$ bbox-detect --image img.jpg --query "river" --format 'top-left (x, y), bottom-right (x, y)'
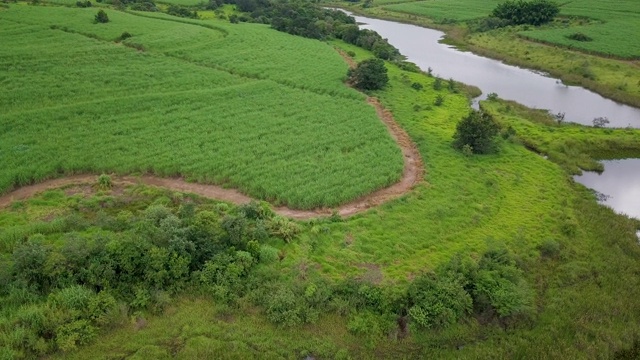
top-left (344, 12), bottom-right (640, 128)
top-left (343, 11), bottom-right (640, 224)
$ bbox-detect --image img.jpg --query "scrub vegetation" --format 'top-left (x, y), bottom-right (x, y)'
top-left (2, 0), bottom-right (640, 359)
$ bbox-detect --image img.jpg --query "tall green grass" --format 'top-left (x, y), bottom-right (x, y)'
top-left (519, 0), bottom-right (640, 58)
top-left (383, 0), bottom-right (501, 22)
top-left (0, 6), bottom-right (404, 209)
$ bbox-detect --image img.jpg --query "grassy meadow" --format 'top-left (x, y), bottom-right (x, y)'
top-left (518, 0), bottom-right (640, 58)
top-left (381, 0), bottom-right (500, 22)
top-left (2, 2), bottom-right (640, 359)
top-left (0, 5), bottom-right (404, 209)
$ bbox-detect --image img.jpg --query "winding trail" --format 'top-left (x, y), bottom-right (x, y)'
top-left (0, 52), bottom-right (424, 220)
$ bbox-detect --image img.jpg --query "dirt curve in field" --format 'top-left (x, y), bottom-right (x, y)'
top-left (0, 52), bottom-right (424, 220)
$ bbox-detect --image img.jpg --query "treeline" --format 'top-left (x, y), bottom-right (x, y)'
top-left (0, 184), bottom-right (538, 358)
top-left (471, 0), bottom-right (560, 32)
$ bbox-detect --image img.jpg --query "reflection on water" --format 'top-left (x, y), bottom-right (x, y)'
top-left (342, 11), bottom-right (640, 128)
top-left (574, 159), bottom-right (640, 219)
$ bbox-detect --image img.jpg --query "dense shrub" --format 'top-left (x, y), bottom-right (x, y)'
top-left (167, 5), bottom-right (197, 19)
top-left (453, 109), bottom-right (500, 154)
top-left (348, 58), bottom-right (389, 91)
top-left (407, 273), bottom-right (472, 328)
top-left (492, 0), bottom-right (559, 26)
top-left (94, 9), bottom-right (109, 23)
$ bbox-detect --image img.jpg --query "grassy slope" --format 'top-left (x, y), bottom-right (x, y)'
top-left (0, 5), bottom-right (404, 209)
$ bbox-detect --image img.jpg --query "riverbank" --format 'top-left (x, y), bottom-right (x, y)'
top-left (332, 3), bottom-right (640, 109)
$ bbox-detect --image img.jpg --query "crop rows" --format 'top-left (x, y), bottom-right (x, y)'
top-left (0, 6), bottom-right (404, 209)
top-left (383, 0), bottom-right (501, 22)
top-left (519, 0), bottom-right (640, 58)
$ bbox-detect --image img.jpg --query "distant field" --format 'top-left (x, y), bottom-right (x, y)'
top-left (382, 0), bottom-right (501, 22)
top-left (378, 0), bottom-right (640, 58)
top-left (370, 0), bottom-right (419, 6)
top-left (519, 0), bottom-right (640, 58)
top-left (0, 6), bottom-right (403, 209)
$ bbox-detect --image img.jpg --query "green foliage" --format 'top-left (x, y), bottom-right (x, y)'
top-left (472, 249), bottom-right (534, 318)
top-left (492, 0), bottom-right (559, 26)
top-left (97, 174), bottom-right (112, 190)
top-left (453, 110), bottom-right (500, 154)
top-left (348, 58), bottom-right (389, 90)
top-left (0, 6), bottom-right (403, 209)
top-left (94, 9), bottom-right (109, 24)
top-left (407, 272), bottom-right (472, 328)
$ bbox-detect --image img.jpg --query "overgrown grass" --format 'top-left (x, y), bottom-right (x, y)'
top-left (0, 6), bottom-right (404, 209)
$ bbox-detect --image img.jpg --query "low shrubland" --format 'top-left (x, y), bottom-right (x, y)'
top-left (0, 186), bottom-right (536, 358)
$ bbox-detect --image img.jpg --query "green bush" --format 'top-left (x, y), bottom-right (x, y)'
top-left (453, 110), bottom-right (500, 154)
top-left (347, 58), bottom-right (389, 91)
top-left (407, 273), bottom-right (472, 328)
top-left (492, 0), bottom-right (559, 26)
top-left (94, 10), bottom-right (109, 24)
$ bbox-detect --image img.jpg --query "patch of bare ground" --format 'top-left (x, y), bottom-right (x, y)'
top-left (0, 50), bottom-right (423, 220)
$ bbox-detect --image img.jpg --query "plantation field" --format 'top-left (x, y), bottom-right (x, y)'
top-left (0, 6), bottom-right (404, 209)
top-left (381, 0), bottom-right (501, 22)
top-left (519, 0), bottom-right (640, 58)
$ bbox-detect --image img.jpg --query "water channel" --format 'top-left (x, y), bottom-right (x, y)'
top-left (341, 11), bottom-right (640, 222)
top-left (344, 12), bottom-right (640, 129)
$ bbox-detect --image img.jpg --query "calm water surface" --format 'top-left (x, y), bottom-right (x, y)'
top-left (573, 159), bottom-right (640, 220)
top-left (346, 13), bottom-right (640, 128)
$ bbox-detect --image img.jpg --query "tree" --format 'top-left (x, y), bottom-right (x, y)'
top-left (453, 110), bottom-right (500, 154)
top-left (347, 58), bottom-right (388, 91)
top-left (94, 10), bottom-right (109, 23)
top-left (492, 0), bottom-right (559, 26)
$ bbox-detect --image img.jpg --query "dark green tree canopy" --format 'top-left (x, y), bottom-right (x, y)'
top-left (492, 0), bottom-right (560, 26)
top-left (94, 9), bottom-right (109, 23)
top-left (453, 109), bottom-right (500, 154)
top-left (348, 58), bottom-right (389, 91)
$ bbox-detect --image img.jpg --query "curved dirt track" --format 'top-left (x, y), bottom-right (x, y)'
top-left (0, 53), bottom-right (424, 220)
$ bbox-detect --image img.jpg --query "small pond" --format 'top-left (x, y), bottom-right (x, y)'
top-left (573, 159), bottom-right (640, 220)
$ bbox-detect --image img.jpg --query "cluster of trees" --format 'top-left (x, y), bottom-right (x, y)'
top-left (0, 195), bottom-right (298, 357)
top-left (491, 0), bottom-right (560, 26)
top-left (269, 5), bottom-right (401, 60)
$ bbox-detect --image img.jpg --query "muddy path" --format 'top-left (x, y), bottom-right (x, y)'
top-left (0, 53), bottom-right (424, 220)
